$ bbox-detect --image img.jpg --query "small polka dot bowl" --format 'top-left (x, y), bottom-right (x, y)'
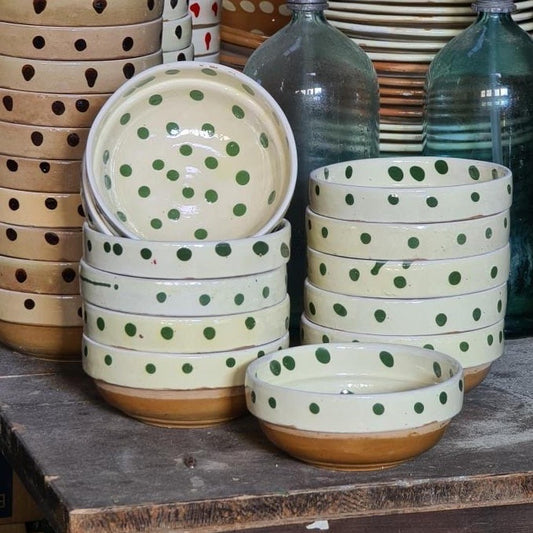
top-left (309, 157), bottom-right (513, 224)
top-left (82, 332), bottom-right (289, 427)
top-left (221, 0), bottom-right (291, 37)
top-left (84, 62), bottom-right (297, 241)
top-left (245, 342), bottom-right (464, 471)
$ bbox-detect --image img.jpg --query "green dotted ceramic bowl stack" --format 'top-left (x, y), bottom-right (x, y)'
top-left (301, 157), bottom-right (512, 392)
top-left (80, 61), bottom-right (297, 428)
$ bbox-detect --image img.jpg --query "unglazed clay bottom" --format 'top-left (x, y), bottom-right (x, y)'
top-left (464, 362), bottom-right (492, 392)
top-left (259, 420), bottom-right (450, 471)
top-left (0, 321), bottom-right (82, 361)
top-left (94, 380), bottom-right (247, 428)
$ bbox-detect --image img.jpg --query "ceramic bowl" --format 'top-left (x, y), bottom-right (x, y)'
top-left (0, 155), bottom-right (82, 193)
top-left (309, 157), bottom-right (513, 223)
top-left (304, 279), bottom-right (507, 336)
top-left (162, 44), bottom-right (195, 63)
top-left (306, 207), bottom-right (510, 260)
top-left (0, 187), bottom-right (84, 228)
top-left (0, 88), bottom-right (111, 128)
top-left (164, 0), bottom-right (190, 20)
top-left (189, 0), bottom-right (222, 25)
top-left (0, 221), bottom-right (82, 261)
top-left (85, 62), bottom-right (296, 241)
top-left (82, 219), bottom-right (290, 278)
top-left (162, 14), bottom-right (192, 52)
top-left (0, 52), bottom-right (162, 93)
top-left (83, 295), bottom-right (289, 353)
top-left (245, 342), bottom-right (464, 470)
top-left (80, 181), bottom-right (115, 236)
top-left (0, 321), bottom-right (82, 361)
top-left (0, 286), bottom-right (82, 326)
top-left (191, 24), bottom-right (221, 55)
top-left (221, 0), bottom-right (291, 36)
top-left (300, 314), bottom-right (504, 392)
top-left (198, 51), bottom-right (221, 63)
top-left (0, 121), bottom-right (89, 160)
top-left (0, 0), bottom-right (164, 26)
top-left (0, 255), bottom-right (79, 294)
top-left (307, 245), bottom-right (510, 298)
top-left (0, 19), bottom-right (162, 60)
top-left (80, 259), bottom-right (287, 316)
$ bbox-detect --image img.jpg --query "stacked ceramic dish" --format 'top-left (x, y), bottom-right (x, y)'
top-left (162, 0), bottom-right (195, 63)
top-left (189, 0), bottom-right (223, 62)
top-left (0, 0), bottom-right (163, 360)
top-left (301, 157), bottom-right (512, 392)
top-left (80, 62), bottom-right (297, 427)
top-left (323, 0), bottom-right (533, 155)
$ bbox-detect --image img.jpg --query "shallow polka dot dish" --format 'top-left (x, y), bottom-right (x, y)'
top-left (245, 342), bottom-right (464, 470)
top-left (309, 157), bottom-right (513, 223)
top-left (300, 314), bottom-right (504, 392)
top-left (84, 62), bottom-right (296, 241)
top-left (80, 259), bottom-right (287, 316)
top-left (82, 219), bottom-right (290, 278)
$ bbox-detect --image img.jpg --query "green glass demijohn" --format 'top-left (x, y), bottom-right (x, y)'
top-left (424, 0), bottom-right (533, 337)
top-left (243, 0), bottom-right (380, 335)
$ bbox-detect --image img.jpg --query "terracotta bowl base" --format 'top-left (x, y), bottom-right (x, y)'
top-left (464, 362), bottom-right (492, 392)
top-left (0, 321), bottom-right (82, 361)
top-left (259, 420), bottom-right (450, 471)
top-left (94, 380), bottom-right (247, 428)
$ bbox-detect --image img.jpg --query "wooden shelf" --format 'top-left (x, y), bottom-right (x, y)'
top-left (0, 338), bottom-right (532, 532)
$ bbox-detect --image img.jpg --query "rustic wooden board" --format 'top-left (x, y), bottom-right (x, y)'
top-left (0, 339), bottom-right (532, 532)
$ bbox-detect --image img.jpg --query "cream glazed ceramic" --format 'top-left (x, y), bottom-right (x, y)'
top-left (83, 295), bottom-right (289, 353)
top-left (85, 62), bottom-right (296, 241)
top-left (245, 342), bottom-right (463, 470)
top-left (82, 220), bottom-right (290, 278)
top-left (162, 45), bottom-right (195, 63)
top-left (82, 332), bottom-right (289, 389)
top-left (300, 314), bottom-right (504, 391)
top-left (164, 0), bottom-right (190, 20)
top-left (189, 0), bottom-right (221, 25)
top-left (306, 207), bottom-right (510, 260)
top-left (309, 157), bottom-right (513, 223)
top-left (161, 14), bottom-right (192, 52)
top-left (306, 244), bottom-right (510, 298)
top-left (80, 259), bottom-right (287, 316)
top-left (304, 279), bottom-right (507, 336)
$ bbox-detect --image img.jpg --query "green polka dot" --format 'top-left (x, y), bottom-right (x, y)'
top-left (152, 159), bottom-right (164, 170)
top-left (408, 237), bottom-right (419, 249)
top-left (104, 354), bottom-right (112, 366)
top-left (435, 313), bottom-right (447, 327)
top-left (504, 217), bottom-right (508, 228)
top-left (490, 266), bottom-right (498, 279)
top-left (459, 380), bottom-right (464, 392)
top-left (199, 294), bottom-right (210, 306)
top-left (319, 263), bottom-right (327, 276)
top-left (426, 196), bottom-right (438, 208)
top-left (259, 133), bottom-right (269, 148)
top-left (280, 242), bottom-right (290, 258)
top-left (205, 157), bottom-right (218, 169)
top-left (252, 242), bottom-right (268, 257)
top-left (190, 90), bottom-right (204, 101)
top-left (168, 209), bottom-right (180, 220)
top-left (349, 268), bottom-right (360, 282)
top-left (96, 317), bottom-right (105, 330)
top-left (215, 243), bottom-right (231, 257)
top-left (226, 141), bottom-right (240, 156)
top-left (269, 360), bottom-right (281, 376)
top-left (282, 356), bottom-right (295, 370)
top-left (182, 363), bottom-right (193, 374)
top-left (117, 211), bottom-right (127, 222)
top-left (321, 227), bottom-right (328, 238)
top-left (138, 185), bottom-right (150, 198)
top-left (167, 169), bottom-right (179, 181)
top-left (434, 159), bottom-right (449, 174)
top-left (373, 403), bottom-right (385, 415)
top-left (201, 67), bottom-right (217, 76)
top-left (309, 403), bottom-right (320, 414)
top-left (345, 194), bottom-right (355, 206)
top-left (137, 127), bottom-right (149, 139)
top-left (232, 105), bottom-right (245, 119)
top-left (245, 317), bottom-right (256, 330)
top-left (160, 326), bottom-right (173, 339)
top-left (205, 189), bottom-right (218, 203)
top-left (241, 83), bottom-right (255, 95)
top-left (262, 286), bottom-right (270, 298)
top-left (433, 361), bottom-right (442, 378)
top-left (145, 363), bottom-right (156, 374)
top-left (234, 293), bottom-right (244, 305)
top-left (103, 242), bottom-right (111, 253)
top-left (149, 94), bottom-right (162, 105)
top-left (202, 327), bottom-right (215, 340)
top-left (471, 192), bottom-right (480, 202)
top-left (448, 271), bottom-right (461, 285)
top-left (308, 302), bottom-right (316, 315)
top-left (468, 165), bottom-right (480, 180)
top-left (226, 357), bottom-right (236, 368)
top-left (499, 330), bottom-right (503, 343)
top-left (182, 187), bottom-right (194, 198)
top-left (414, 402), bottom-right (424, 414)
top-left (410, 166), bottom-right (425, 181)
top-left (119, 164), bottom-right (132, 177)
top-left (120, 113), bottom-right (130, 125)
top-left (113, 244), bottom-right (122, 256)
top-left (236, 170), bottom-right (250, 185)
top-left (166, 122), bottom-right (179, 135)
top-left (388, 166), bottom-right (404, 182)
top-left (497, 299), bottom-right (503, 313)
top-left (314, 185), bottom-right (320, 196)
top-left (177, 248), bottom-right (192, 261)
top-left (439, 391), bottom-right (448, 404)
top-left (471, 307), bottom-right (481, 321)
top-left (487, 334), bottom-right (494, 346)
top-left (460, 341), bottom-right (469, 352)
top-left (393, 276), bottom-right (406, 289)
top-left (485, 228), bottom-right (493, 239)
top-left (150, 218), bottom-right (162, 229)
top-left (388, 194), bottom-right (399, 205)
top-left (379, 351), bottom-right (394, 368)
top-left (201, 123), bottom-right (215, 136)
top-left (179, 145), bottom-right (192, 156)
top-left (156, 292), bottom-right (167, 303)
top-left (233, 203), bottom-right (246, 216)
top-left (370, 262), bottom-right (385, 275)
top-left (360, 232), bottom-right (371, 244)
top-left (194, 228), bottom-right (208, 240)
top-left (125, 323), bottom-right (136, 336)
top-left (268, 397), bottom-right (276, 408)
top-left (457, 233), bottom-right (467, 245)
top-left (315, 347), bottom-right (331, 364)
top-left (333, 303), bottom-right (347, 317)
top-left (374, 309), bottom-right (386, 322)
top-left (424, 344), bottom-right (435, 350)
top-left (140, 248), bottom-right (152, 260)
top-left (250, 390), bottom-right (256, 402)
top-left (104, 175), bottom-right (111, 189)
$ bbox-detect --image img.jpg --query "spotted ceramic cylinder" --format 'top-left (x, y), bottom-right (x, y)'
top-left (189, 0), bottom-right (222, 61)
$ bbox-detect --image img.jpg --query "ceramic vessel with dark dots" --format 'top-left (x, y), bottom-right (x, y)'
top-left (245, 342), bottom-right (464, 470)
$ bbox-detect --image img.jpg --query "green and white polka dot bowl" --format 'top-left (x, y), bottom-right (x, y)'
top-left (309, 157), bottom-right (512, 223)
top-left (300, 314), bottom-right (504, 392)
top-left (303, 279), bottom-right (507, 336)
top-left (306, 207), bottom-right (510, 260)
top-left (85, 62), bottom-right (297, 241)
top-left (82, 332), bottom-right (289, 390)
top-left (83, 295), bottom-right (289, 353)
top-left (245, 342), bottom-right (464, 470)
top-left (80, 259), bottom-right (287, 316)
top-left (82, 220), bottom-right (290, 278)
top-left (307, 244), bottom-right (510, 298)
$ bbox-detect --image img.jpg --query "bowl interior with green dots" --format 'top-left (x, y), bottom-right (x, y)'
top-left (245, 342), bottom-right (464, 435)
top-left (309, 157), bottom-right (512, 223)
top-left (85, 61), bottom-right (297, 241)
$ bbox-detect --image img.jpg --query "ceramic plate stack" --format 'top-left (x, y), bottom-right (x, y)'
top-left (324, 0), bottom-right (533, 155)
top-left (0, 0), bottom-right (163, 361)
top-left (80, 62), bottom-right (297, 427)
top-left (189, 0), bottom-right (223, 62)
top-left (220, 0), bottom-right (290, 70)
top-left (162, 0), bottom-right (195, 63)
top-left (301, 157), bottom-right (512, 392)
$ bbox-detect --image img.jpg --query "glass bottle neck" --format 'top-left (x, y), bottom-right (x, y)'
top-left (287, 2), bottom-right (328, 15)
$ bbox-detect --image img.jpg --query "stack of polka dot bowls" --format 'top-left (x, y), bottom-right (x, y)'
top-left (189, 0), bottom-right (223, 62)
top-left (80, 62), bottom-right (297, 427)
top-left (161, 0), bottom-right (195, 63)
top-left (301, 157), bottom-right (512, 392)
top-left (0, 0), bottom-right (163, 361)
